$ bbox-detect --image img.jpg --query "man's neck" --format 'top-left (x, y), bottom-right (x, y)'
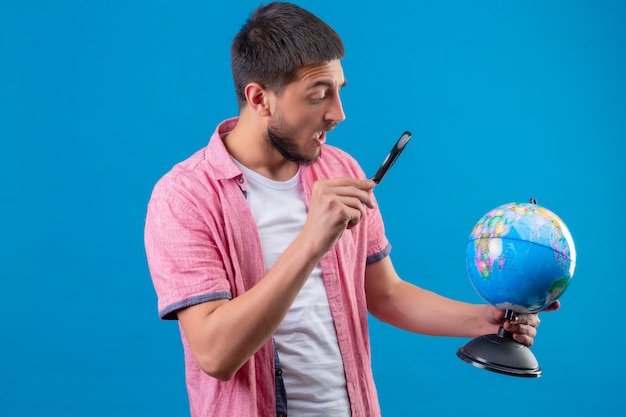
top-left (224, 116), bottom-right (299, 182)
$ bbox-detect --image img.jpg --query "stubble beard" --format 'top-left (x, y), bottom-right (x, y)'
top-left (266, 122), bottom-right (321, 166)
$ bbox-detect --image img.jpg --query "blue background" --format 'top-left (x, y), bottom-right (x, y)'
top-left (2, 0), bottom-right (624, 415)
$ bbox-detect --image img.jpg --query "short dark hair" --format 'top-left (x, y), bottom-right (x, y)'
top-left (231, 2), bottom-right (345, 108)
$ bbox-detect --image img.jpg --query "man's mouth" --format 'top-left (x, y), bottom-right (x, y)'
top-left (315, 131), bottom-right (327, 146)
top-left (316, 122), bottom-right (338, 145)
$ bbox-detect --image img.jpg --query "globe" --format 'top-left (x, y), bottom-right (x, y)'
top-left (466, 202), bottom-right (576, 314)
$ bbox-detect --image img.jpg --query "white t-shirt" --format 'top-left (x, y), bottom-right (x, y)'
top-left (233, 160), bottom-right (351, 416)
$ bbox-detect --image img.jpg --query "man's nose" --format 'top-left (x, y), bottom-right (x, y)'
top-left (325, 94), bottom-right (346, 123)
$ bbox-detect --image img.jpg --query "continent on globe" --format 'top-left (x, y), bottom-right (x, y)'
top-left (466, 202), bottom-right (576, 313)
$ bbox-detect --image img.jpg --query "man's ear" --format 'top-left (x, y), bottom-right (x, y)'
top-left (244, 83), bottom-right (271, 116)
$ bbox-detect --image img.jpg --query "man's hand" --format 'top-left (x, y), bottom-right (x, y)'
top-left (483, 301), bottom-right (561, 346)
top-left (302, 178), bottom-right (375, 256)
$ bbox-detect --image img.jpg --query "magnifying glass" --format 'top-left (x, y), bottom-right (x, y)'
top-left (369, 131), bottom-right (412, 184)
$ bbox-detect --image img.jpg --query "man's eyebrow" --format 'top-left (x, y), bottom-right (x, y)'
top-left (306, 79), bottom-right (348, 90)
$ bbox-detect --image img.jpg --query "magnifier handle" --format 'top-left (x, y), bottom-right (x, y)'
top-left (370, 131), bottom-right (412, 184)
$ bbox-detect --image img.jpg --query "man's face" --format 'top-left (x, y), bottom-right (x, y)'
top-left (266, 60), bottom-right (346, 164)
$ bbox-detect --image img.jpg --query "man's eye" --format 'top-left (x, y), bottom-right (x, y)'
top-left (310, 96), bottom-right (325, 103)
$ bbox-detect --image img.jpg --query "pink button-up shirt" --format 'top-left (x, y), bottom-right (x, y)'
top-left (144, 118), bottom-right (390, 416)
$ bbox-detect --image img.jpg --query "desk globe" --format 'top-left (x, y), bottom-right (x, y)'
top-left (457, 200), bottom-right (576, 377)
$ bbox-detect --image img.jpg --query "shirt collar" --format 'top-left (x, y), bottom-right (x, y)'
top-left (204, 117), bottom-right (242, 181)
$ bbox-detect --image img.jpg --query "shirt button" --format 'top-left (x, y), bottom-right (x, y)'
top-left (276, 369), bottom-right (283, 376)
top-left (238, 177), bottom-right (244, 184)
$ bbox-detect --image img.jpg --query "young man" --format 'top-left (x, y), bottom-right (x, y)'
top-left (144, 2), bottom-right (557, 416)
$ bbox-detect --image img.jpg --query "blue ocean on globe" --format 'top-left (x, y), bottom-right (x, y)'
top-left (466, 202), bottom-right (576, 313)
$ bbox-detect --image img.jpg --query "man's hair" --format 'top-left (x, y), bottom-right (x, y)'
top-left (231, 2), bottom-right (345, 108)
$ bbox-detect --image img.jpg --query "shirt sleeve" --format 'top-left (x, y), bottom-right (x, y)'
top-left (365, 192), bottom-right (391, 264)
top-left (144, 186), bottom-right (232, 320)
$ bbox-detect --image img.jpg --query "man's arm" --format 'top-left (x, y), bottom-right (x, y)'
top-left (177, 231), bottom-right (321, 381)
top-left (177, 178), bottom-right (376, 381)
top-left (364, 256), bottom-right (553, 346)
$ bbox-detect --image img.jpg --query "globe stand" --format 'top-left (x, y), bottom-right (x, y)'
top-left (456, 309), bottom-right (542, 377)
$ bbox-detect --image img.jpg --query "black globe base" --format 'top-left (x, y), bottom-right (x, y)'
top-left (457, 311), bottom-right (542, 378)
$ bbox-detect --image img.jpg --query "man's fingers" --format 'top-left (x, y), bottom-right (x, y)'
top-left (541, 300), bottom-right (561, 313)
top-left (503, 319), bottom-right (538, 347)
top-left (322, 183), bottom-right (375, 209)
top-left (325, 177), bottom-right (375, 190)
top-left (341, 196), bottom-right (368, 229)
top-left (508, 312), bottom-right (540, 327)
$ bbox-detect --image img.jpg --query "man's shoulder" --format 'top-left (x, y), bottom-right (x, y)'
top-left (149, 147), bottom-right (212, 200)
top-left (153, 117), bottom-right (238, 190)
